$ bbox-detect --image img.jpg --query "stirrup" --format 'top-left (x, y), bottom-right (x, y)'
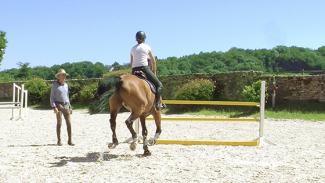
top-left (155, 101), bottom-right (166, 110)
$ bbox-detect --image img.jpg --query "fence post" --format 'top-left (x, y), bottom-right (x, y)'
top-left (259, 81), bottom-right (266, 144)
top-left (25, 90), bottom-right (28, 116)
top-left (11, 83), bottom-right (16, 120)
top-left (18, 84), bottom-right (25, 120)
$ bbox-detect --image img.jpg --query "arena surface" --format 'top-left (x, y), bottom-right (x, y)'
top-left (0, 109), bottom-right (324, 182)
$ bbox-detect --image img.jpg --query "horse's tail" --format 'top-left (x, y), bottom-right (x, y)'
top-left (90, 76), bottom-right (123, 114)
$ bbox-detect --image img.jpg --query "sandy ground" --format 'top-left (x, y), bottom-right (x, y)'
top-left (0, 109), bottom-right (324, 183)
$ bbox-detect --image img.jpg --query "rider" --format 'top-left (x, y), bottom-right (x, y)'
top-left (130, 31), bottom-right (164, 109)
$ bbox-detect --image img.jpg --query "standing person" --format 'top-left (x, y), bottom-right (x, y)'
top-left (50, 69), bottom-right (74, 146)
top-left (130, 31), bottom-right (165, 109)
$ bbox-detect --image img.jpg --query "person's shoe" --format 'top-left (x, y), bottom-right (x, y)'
top-left (68, 141), bottom-right (75, 146)
top-left (57, 141), bottom-right (63, 146)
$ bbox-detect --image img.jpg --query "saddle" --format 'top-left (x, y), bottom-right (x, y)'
top-left (132, 71), bottom-right (156, 94)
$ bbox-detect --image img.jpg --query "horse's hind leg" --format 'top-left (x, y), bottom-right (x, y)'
top-left (108, 93), bottom-right (122, 149)
top-left (140, 115), bottom-right (151, 156)
top-left (125, 111), bottom-right (141, 151)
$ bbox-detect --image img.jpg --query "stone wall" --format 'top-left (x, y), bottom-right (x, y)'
top-left (262, 75), bottom-right (325, 103)
top-left (0, 81), bottom-right (24, 101)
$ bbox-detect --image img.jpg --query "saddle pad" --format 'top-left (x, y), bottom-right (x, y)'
top-left (133, 72), bottom-right (156, 94)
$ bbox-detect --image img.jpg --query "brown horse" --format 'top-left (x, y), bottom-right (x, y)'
top-left (107, 74), bottom-right (162, 156)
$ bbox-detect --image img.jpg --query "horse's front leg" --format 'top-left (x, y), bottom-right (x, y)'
top-left (125, 112), bottom-right (140, 151)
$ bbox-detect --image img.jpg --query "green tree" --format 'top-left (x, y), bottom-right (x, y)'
top-left (0, 31), bottom-right (7, 64)
top-left (16, 62), bottom-right (31, 80)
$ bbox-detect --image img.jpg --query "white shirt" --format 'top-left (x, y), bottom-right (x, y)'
top-left (131, 43), bottom-right (152, 68)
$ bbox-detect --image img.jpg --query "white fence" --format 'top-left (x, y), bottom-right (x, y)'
top-left (0, 83), bottom-right (28, 120)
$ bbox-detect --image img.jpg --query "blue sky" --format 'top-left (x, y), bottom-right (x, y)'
top-left (1, 0), bottom-right (325, 70)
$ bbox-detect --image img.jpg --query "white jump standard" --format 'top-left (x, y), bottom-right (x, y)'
top-left (0, 83), bottom-right (28, 120)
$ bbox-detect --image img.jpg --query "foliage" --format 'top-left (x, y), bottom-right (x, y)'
top-left (16, 62), bottom-right (31, 80)
top-left (67, 81), bottom-right (83, 103)
top-left (0, 31), bottom-right (7, 64)
top-left (241, 80), bottom-right (268, 102)
top-left (175, 79), bottom-right (215, 100)
top-left (25, 78), bottom-right (50, 105)
top-left (110, 62), bottom-right (130, 71)
top-left (157, 46), bottom-right (325, 75)
top-left (79, 83), bottom-right (98, 103)
top-left (1, 45), bottom-right (325, 82)
top-left (103, 69), bottom-right (130, 78)
top-left (0, 61), bottom-right (108, 81)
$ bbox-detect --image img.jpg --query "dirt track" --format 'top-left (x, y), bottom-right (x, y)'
top-left (0, 109), bottom-right (324, 182)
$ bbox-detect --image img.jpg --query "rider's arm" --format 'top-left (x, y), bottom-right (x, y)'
top-left (130, 54), bottom-right (133, 66)
top-left (148, 51), bottom-right (157, 75)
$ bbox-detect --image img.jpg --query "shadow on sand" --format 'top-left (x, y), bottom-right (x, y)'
top-left (7, 144), bottom-right (58, 147)
top-left (49, 152), bottom-right (146, 167)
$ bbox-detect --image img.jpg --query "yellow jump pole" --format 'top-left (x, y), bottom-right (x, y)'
top-left (162, 100), bottom-right (259, 107)
top-left (146, 117), bottom-right (258, 122)
top-left (156, 139), bottom-right (260, 146)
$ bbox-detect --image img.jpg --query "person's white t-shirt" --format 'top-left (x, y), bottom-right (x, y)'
top-left (131, 43), bottom-right (152, 68)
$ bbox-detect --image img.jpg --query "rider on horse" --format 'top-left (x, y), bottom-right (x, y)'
top-left (130, 31), bottom-right (164, 109)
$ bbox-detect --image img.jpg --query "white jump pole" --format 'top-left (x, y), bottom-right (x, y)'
top-left (11, 83), bottom-right (16, 120)
top-left (24, 90), bottom-right (28, 117)
top-left (18, 84), bottom-right (25, 120)
top-left (259, 81), bottom-right (266, 145)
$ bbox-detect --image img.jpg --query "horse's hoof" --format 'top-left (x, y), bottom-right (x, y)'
top-left (130, 141), bottom-right (137, 151)
top-left (148, 138), bottom-right (156, 146)
top-left (143, 150), bottom-right (151, 156)
top-left (108, 143), bottom-right (118, 149)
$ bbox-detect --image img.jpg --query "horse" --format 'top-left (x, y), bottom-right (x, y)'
top-left (96, 74), bottom-right (162, 156)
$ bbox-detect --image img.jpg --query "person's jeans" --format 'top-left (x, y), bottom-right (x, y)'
top-left (55, 102), bottom-right (72, 143)
top-left (132, 66), bottom-right (163, 96)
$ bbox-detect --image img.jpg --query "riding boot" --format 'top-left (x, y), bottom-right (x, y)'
top-left (155, 95), bottom-right (166, 110)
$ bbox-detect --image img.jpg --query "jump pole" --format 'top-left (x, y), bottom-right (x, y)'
top-left (259, 81), bottom-right (266, 145)
top-left (151, 81), bottom-right (266, 146)
top-left (156, 139), bottom-right (260, 146)
top-left (11, 83), bottom-right (16, 119)
top-left (17, 84), bottom-right (25, 120)
top-left (24, 90), bottom-right (28, 117)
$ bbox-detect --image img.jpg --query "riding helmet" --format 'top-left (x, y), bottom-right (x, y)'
top-left (136, 31), bottom-right (146, 41)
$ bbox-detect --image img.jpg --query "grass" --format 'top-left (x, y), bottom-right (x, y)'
top-left (181, 108), bottom-right (325, 121)
top-left (265, 110), bottom-right (325, 121)
top-left (168, 102), bottom-right (325, 121)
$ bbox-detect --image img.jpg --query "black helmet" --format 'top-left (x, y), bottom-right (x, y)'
top-left (136, 31), bottom-right (146, 42)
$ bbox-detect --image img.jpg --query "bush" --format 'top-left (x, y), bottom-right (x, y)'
top-left (103, 69), bottom-right (130, 79)
top-left (241, 80), bottom-right (268, 102)
top-left (79, 83), bottom-right (98, 103)
top-left (25, 78), bottom-right (50, 105)
top-left (68, 81), bottom-right (83, 103)
top-left (175, 79), bottom-right (215, 100)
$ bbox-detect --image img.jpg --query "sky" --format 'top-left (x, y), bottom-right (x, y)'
top-left (1, 0), bottom-right (325, 71)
